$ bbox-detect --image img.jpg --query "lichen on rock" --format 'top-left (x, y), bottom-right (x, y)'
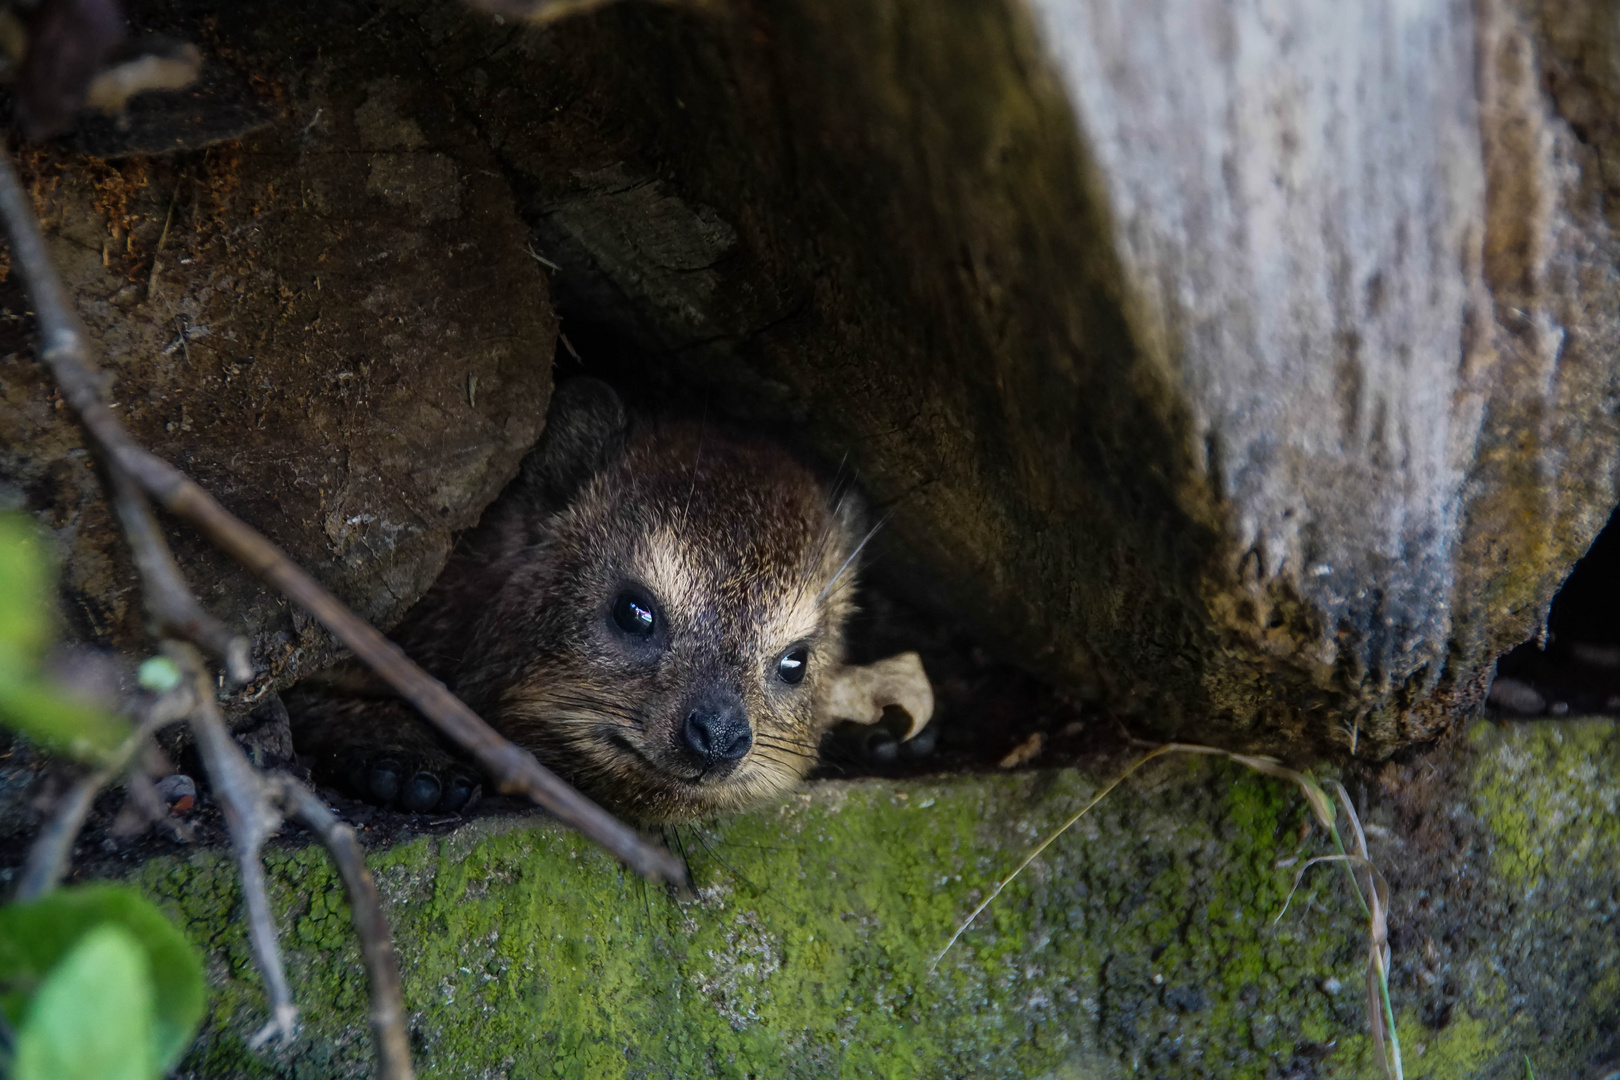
top-left (138, 719), bottom-right (1618, 1079)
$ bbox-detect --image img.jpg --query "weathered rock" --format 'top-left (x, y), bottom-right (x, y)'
top-left (138, 718), bottom-right (1619, 1078)
top-left (0, 3), bottom-right (558, 697)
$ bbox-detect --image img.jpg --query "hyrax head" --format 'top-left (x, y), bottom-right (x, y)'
top-left (464, 380), bottom-right (866, 823)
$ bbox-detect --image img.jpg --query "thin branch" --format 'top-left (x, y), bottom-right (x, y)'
top-left (14, 684), bottom-right (195, 902)
top-left (106, 464), bottom-right (253, 684)
top-left (174, 643), bottom-right (297, 1047)
top-left (0, 147), bottom-right (684, 888)
top-left (15, 773), bottom-right (100, 901)
top-left (272, 774), bottom-right (414, 1080)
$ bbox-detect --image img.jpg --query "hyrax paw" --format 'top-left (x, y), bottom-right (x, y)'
top-left (438, 770), bottom-right (480, 813)
top-left (346, 755), bottom-right (481, 814)
top-left (825, 652), bottom-right (935, 739)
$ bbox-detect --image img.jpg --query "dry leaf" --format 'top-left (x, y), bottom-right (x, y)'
top-left (997, 732), bottom-right (1045, 769)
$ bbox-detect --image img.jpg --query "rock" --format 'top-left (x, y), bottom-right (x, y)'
top-left (0, 1), bottom-right (557, 702)
top-left (153, 773), bottom-right (194, 814)
top-left (141, 718), bottom-right (1620, 1077)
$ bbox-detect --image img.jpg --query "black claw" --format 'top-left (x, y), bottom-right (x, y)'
top-left (402, 771), bottom-right (442, 813)
top-left (440, 773), bottom-right (477, 813)
top-left (367, 758), bottom-right (403, 803)
top-left (863, 729), bottom-right (899, 764)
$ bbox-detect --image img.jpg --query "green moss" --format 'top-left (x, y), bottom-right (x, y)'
top-left (137, 760), bottom-right (1382, 1078)
top-left (1402, 1011), bottom-right (1508, 1077)
top-left (129, 723), bottom-right (1620, 1077)
top-left (1470, 719), bottom-right (1620, 888)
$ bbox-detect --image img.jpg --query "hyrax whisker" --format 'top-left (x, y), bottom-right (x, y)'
top-left (753, 728), bottom-right (819, 748)
top-left (747, 744), bottom-right (808, 764)
top-left (817, 511), bottom-right (889, 604)
top-left (755, 729), bottom-right (819, 747)
top-left (749, 755), bottom-right (808, 775)
top-left (752, 747), bottom-right (813, 763)
top-left (752, 736), bottom-right (816, 757)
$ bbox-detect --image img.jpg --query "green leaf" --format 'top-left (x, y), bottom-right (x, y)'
top-left (12, 924), bottom-right (156, 1080)
top-left (0, 666), bottom-right (131, 763)
top-left (0, 885), bottom-right (207, 1073)
top-left (0, 513), bottom-right (52, 663)
top-left (0, 512), bottom-right (128, 762)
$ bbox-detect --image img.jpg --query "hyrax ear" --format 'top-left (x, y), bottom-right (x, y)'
top-left (519, 377), bottom-right (628, 509)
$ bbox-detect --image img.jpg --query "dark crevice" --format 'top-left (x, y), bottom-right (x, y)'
top-left (1490, 500), bottom-right (1620, 717)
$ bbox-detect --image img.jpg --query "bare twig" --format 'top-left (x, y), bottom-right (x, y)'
top-left (15, 684), bottom-right (195, 901)
top-left (15, 770), bottom-right (107, 902)
top-left (173, 643), bottom-right (297, 1047)
top-left (0, 147), bottom-right (683, 888)
top-left (272, 775), bottom-right (414, 1080)
top-left (106, 464), bottom-right (253, 684)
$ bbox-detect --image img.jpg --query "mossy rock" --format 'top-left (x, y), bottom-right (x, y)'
top-left (134, 718), bottom-right (1617, 1078)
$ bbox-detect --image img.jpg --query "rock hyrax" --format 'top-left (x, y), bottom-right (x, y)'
top-left (290, 378), bottom-right (913, 823)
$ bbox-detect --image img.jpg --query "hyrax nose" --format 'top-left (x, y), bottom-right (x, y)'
top-left (683, 692), bottom-right (752, 765)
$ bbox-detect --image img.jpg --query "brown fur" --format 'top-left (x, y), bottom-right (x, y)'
top-left (289, 382), bottom-right (863, 823)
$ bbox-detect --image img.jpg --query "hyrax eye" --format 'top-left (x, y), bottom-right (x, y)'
top-left (612, 592), bottom-right (656, 637)
top-left (776, 645), bottom-right (809, 685)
